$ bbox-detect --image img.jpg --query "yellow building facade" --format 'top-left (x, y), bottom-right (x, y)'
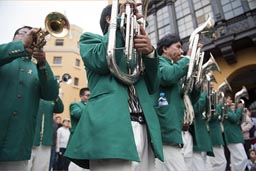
top-left (44, 24), bottom-right (87, 120)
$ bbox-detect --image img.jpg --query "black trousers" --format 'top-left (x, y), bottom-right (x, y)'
top-left (57, 148), bottom-right (70, 171)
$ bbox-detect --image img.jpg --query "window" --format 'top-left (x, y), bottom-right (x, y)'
top-left (221, 0), bottom-right (244, 20)
top-left (193, 0), bottom-right (212, 25)
top-left (55, 39), bottom-right (64, 46)
top-left (175, 0), bottom-right (193, 38)
top-left (146, 14), bottom-right (157, 47)
top-left (74, 77), bottom-right (79, 86)
top-left (53, 56), bottom-right (62, 65)
top-left (247, 0), bottom-right (256, 10)
top-left (177, 14), bottom-right (194, 39)
top-left (157, 6), bottom-right (171, 39)
top-left (75, 59), bottom-right (80, 67)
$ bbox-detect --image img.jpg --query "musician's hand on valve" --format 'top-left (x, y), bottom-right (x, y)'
top-left (21, 28), bottom-right (39, 56)
top-left (134, 25), bottom-right (153, 55)
top-left (32, 48), bottom-right (46, 68)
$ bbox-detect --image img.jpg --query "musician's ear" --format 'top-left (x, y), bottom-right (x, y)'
top-left (106, 16), bottom-right (110, 24)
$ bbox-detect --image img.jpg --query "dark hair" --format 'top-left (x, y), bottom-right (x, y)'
top-left (157, 34), bottom-right (182, 55)
top-left (99, 4), bottom-right (121, 35)
top-left (13, 26), bottom-right (32, 39)
top-left (100, 4), bottom-right (112, 35)
top-left (80, 87), bottom-right (89, 96)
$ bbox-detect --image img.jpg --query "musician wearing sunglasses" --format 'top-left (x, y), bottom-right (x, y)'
top-left (64, 1), bottom-right (163, 171)
top-left (0, 26), bottom-right (59, 170)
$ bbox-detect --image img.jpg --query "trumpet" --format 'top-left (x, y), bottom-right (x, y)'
top-left (106, 0), bottom-right (149, 85)
top-left (34, 12), bottom-right (70, 49)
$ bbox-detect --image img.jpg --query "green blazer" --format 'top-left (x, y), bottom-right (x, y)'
top-left (154, 56), bottom-right (189, 145)
top-left (65, 30), bottom-right (163, 168)
top-left (33, 97), bottom-right (64, 146)
top-left (69, 101), bottom-right (86, 135)
top-left (222, 105), bottom-right (244, 144)
top-left (0, 41), bottom-right (59, 161)
top-left (192, 92), bottom-right (213, 155)
top-left (208, 103), bottom-right (225, 146)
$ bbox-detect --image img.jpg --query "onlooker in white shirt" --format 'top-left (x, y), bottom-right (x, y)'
top-left (56, 118), bottom-right (70, 171)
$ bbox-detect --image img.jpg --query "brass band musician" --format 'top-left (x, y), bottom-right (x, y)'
top-left (64, 1), bottom-right (164, 170)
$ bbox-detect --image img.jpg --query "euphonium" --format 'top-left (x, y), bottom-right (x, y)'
top-left (235, 86), bottom-right (249, 107)
top-left (217, 79), bottom-right (232, 121)
top-left (107, 0), bottom-right (149, 85)
top-left (235, 86), bottom-right (249, 124)
top-left (201, 72), bottom-right (217, 121)
top-left (184, 16), bottom-right (214, 93)
top-left (34, 12), bottom-right (70, 49)
top-left (183, 16), bottom-right (214, 125)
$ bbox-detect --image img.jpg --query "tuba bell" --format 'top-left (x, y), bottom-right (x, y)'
top-left (34, 12), bottom-right (70, 49)
top-left (106, 0), bottom-right (149, 85)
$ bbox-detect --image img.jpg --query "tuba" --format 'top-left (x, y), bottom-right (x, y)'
top-left (34, 12), bottom-right (70, 49)
top-left (106, 0), bottom-right (149, 85)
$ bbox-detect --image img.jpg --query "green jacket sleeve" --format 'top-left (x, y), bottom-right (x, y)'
top-left (0, 41), bottom-right (28, 66)
top-left (193, 92), bottom-right (207, 115)
top-left (227, 107), bottom-right (243, 123)
top-left (70, 102), bottom-right (84, 119)
top-left (38, 62), bottom-right (59, 101)
top-left (159, 56), bottom-right (189, 86)
top-left (53, 96), bottom-right (64, 113)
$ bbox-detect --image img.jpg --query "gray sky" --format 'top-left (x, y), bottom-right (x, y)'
top-left (0, 0), bottom-right (108, 44)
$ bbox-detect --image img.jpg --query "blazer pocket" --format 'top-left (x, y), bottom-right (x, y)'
top-left (155, 105), bottom-right (169, 116)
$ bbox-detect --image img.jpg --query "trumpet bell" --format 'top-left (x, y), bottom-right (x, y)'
top-left (61, 73), bottom-right (72, 85)
top-left (45, 12), bottom-right (70, 38)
